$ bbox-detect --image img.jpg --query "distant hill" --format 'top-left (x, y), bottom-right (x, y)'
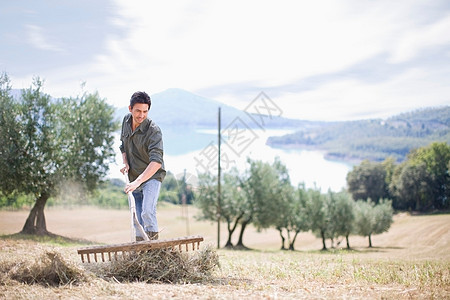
top-left (10, 87), bottom-right (314, 129)
top-left (10, 87), bottom-right (315, 156)
top-left (114, 88), bottom-right (314, 129)
top-left (267, 106), bottom-right (450, 163)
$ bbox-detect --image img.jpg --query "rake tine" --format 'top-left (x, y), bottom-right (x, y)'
top-left (77, 236), bottom-right (204, 262)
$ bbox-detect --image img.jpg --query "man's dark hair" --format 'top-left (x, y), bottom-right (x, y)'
top-left (130, 91), bottom-right (151, 109)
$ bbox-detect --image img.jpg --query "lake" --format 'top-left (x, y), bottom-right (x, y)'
top-left (109, 128), bottom-right (353, 192)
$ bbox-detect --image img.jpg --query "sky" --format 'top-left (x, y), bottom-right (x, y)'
top-left (1, 0), bottom-right (449, 121)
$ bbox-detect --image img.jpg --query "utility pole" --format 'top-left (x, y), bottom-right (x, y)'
top-left (217, 107), bottom-right (221, 249)
top-left (181, 169), bottom-right (190, 236)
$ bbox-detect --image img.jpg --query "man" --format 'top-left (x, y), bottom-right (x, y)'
top-left (119, 91), bottom-right (166, 241)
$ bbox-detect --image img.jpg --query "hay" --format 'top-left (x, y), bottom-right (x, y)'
top-left (91, 246), bottom-right (219, 284)
top-left (0, 244), bottom-right (219, 287)
top-left (1, 251), bottom-right (89, 286)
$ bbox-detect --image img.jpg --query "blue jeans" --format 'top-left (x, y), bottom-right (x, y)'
top-left (132, 179), bottom-right (161, 236)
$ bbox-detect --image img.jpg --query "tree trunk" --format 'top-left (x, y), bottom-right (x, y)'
top-left (287, 230), bottom-right (292, 248)
top-left (289, 231), bottom-right (299, 251)
top-left (368, 234), bottom-right (373, 248)
top-left (321, 230), bottom-right (327, 250)
top-left (278, 227), bottom-right (286, 250)
top-left (224, 219), bottom-right (234, 248)
top-left (21, 191), bottom-right (50, 235)
top-left (235, 218), bottom-right (251, 249)
top-left (224, 213), bottom-right (244, 248)
top-left (346, 234), bottom-right (351, 249)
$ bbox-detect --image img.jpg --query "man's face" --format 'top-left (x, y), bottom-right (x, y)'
top-left (129, 103), bottom-right (149, 126)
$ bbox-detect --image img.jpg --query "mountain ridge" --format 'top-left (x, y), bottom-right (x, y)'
top-left (267, 106), bottom-right (450, 163)
top-left (114, 88), bottom-right (315, 129)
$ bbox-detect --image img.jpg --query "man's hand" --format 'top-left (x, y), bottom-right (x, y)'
top-left (124, 180), bottom-right (140, 194)
top-left (120, 163), bottom-right (130, 175)
top-left (123, 161), bottom-right (161, 194)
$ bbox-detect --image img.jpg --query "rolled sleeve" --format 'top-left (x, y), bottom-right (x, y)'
top-left (119, 115), bottom-right (128, 153)
top-left (148, 126), bottom-right (164, 164)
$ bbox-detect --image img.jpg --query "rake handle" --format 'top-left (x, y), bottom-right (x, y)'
top-left (124, 173), bottom-right (149, 242)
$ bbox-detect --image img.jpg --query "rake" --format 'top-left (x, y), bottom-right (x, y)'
top-left (77, 174), bottom-right (204, 263)
top-left (77, 236), bottom-right (204, 263)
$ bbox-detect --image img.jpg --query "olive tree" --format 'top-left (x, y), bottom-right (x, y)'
top-left (353, 199), bottom-right (393, 247)
top-left (239, 158), bottom-right (293, 249)
top-left (372, 199), bottom-right (394, 238)
top-left (194, 172), bottom-right (218, 224)
top-left (282, 183), bottom-right (309, 250)
top-left (326, 190), bottom-right (355, 249)
top-left (0, 74), bottom-right (117, 235)
top-left (266, 159), bottom-right (307, 250)
top-left (195, 168), bottom-right (250, 248)
top-left (305, 187), bottom-right (329, 250)
top-left (221, 168), bottom-right (249, 248)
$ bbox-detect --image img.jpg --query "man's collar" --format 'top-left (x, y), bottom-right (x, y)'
top-left (126, 114), bottom-right (150, 132)
top-left (137, 118), bottom-right (150, 131)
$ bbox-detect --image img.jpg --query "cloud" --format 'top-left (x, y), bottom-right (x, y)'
top-left (101, 1), bottom-right (447, 90)
top-left (278, 66), bottom-right (450, 121)
top-left (105, 1), bottom-right (382, 87)
top-left (390, 14), bottom-right (450, 63)
top-left (8, 1), bottom-right (450, 122)
top-left (25, 24), bottom-right (64, 52)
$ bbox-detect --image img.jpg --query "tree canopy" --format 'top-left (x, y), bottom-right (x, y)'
top-left (347, 160), bottom-right (388, 203)
top-left (194, 156), bottom-right (396, 251)
top-left (0, 73), bottom-right (118, 234)
top-left (353, 199), bottom-right (393, 247)
top-left (346, 142), bottom-right (450, 212)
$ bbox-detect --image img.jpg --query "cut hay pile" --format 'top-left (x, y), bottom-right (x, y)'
top-left (0, 244), bottom-right (219, 287)
top-left (0, 251), bottom-right (89, 286)
top-left (90, 246), bottom-right (219, 284)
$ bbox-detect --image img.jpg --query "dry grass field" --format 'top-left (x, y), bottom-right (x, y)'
top-left (0, 204), bottom-right (449, 299)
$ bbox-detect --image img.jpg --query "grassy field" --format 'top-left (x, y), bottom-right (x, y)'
top-left (0, 204), bottom-right (449, 299)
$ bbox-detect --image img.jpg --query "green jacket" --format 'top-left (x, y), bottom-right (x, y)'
top-left (119, 114), bottom-right (166, 183)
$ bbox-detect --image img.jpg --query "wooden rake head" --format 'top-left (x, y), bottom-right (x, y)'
top-left (77, 236), bottom-right (204, 263)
